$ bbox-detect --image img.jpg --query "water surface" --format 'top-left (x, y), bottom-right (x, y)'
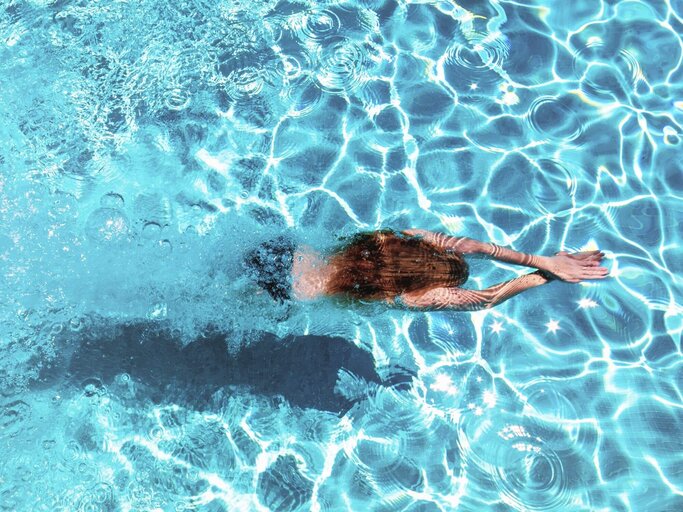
top-left (1, 0), bottom-right (681, 510)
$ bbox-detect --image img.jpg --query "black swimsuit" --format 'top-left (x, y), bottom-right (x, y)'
top-left (244, 236), bottom-right (296, 302)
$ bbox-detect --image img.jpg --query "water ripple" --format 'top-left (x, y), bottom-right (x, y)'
top-left (530, 159), bottom-right (577, 214)
top-left (459, 415), bottom-right (574, 511)
top-left (523, 381), bottom-right (579, 421)
top-left (316, 37), bottom-right (368, 94)
top-left (224, 66), bottom-right (267, 101)
top-left (0, 0), bottom-right (681, 509)
top-left (271, 48), bottom-right (322, 116)
top-left (573, 41), bottom-right (644, 102)
top-left (493, 434), bottom-right (569, 511)
top-left (527, 96), bottom-right (585, 143)
top-left (443, 31), bottom-right (510, 90)
top-left (76, 482), bottom-right (115, 512)
top-left (293, 9), bottom-right (341, 42)
top-left (346, 389), bottom-right (433, 492)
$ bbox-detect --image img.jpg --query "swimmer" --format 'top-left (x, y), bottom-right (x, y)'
top-left (244, 229), bottom-right (608, 310)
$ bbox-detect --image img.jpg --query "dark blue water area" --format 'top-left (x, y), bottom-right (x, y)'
top-left (37, 322), bottom-right (389, 414)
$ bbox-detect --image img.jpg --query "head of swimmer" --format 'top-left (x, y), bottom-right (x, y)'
top-left (326, 230), bottom-right (468, 300)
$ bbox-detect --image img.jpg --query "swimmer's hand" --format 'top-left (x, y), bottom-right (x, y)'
top-left (540, 250), bottom-right (608, 283)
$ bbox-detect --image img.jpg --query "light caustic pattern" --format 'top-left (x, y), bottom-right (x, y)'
top-left (0, 0), bottom-right (682, 511)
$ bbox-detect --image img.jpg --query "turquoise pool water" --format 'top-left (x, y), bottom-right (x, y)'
top-left (1, 0), bottom-right (682, 510)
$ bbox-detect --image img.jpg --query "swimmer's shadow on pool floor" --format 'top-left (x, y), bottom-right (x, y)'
top-left (40, 323), bottom-right (409, 413)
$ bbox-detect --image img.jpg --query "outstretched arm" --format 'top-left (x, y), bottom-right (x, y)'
top-left (403, 228), bottom-right (546, 267)
top-left (402, 229), bottom-right (608, 282)
top-left (399, 271), bottom-right (551, 311)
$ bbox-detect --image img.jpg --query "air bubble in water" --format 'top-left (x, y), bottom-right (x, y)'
top-left (116, 373), bottom-right (130, 384)
top-left (158, 239), bottom-right (173, 254)
top-left (100, 192), bottom-right (125, 208)
top-left (142, 222), bottom-right (162, 239)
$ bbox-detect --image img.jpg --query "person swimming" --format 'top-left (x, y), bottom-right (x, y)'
top-left (244, 229), bottom-right (608, 310)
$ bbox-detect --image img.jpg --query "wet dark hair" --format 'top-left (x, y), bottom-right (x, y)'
top-left (326, 230), bottom-right (468, 300)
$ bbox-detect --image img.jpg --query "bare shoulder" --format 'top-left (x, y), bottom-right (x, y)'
top-left (291, 247), bottom-right (331, 301)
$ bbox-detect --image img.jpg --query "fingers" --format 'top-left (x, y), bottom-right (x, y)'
top-left (567, 252), bottom-right (605, 264)
top-left (585, 265), bottom-right (608, 273)
top-left (568, 250), bottom-right (603, 259)
top-left (565, 250), bottom-right (597, 255)
top-left (580, 267), bottom-right (609, 279)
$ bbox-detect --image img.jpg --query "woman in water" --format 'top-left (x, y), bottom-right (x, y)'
top-left (244, 229), bottom-right (608, 310)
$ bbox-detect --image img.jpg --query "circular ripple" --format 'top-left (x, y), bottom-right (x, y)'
top-left (224, 66), bottom-right (266, 101)
top-left (523, 381), bottom-right (579, 422)
top-left (264, 16), bottom-right (285, 44)
top-left (50, 322), bottom-right (65, 336)
top-left (76, 482), bottom-right (114, 511)
top-left (450, 33), bottom-right (508, 69)
top-left (157, 239), bottom-right (173, 254)
top-left (357, 442), bottom-right (424, 493)
top-left (573, 42), bottom-right (643, 101)
top-left (527, 96), bottom-right (584, 142)
top-left (316, 37), bottom-right (368, 94)
top-left (295, 9), bottom-right (341, 42)
top-left (163, 47), bottom-right (203, 111)
top-left (443, 32), bottom-right (510, 90)
top-left (346, 388), bottom-right (434, 491)
top-left (458, 416), bottom-right (573, 511)
top-left (494, 439), bottom-right (568, 511)
top-left (62, 439), bottom-right (84, 463)
top-left (530, 159), bottom-right (577, 215)
top-left (351, 411), bottom-right (426, 494)
top-left (148, 425), bottom-right (165, 441)
top-left (371, 388), bottom-right (433, 442)
top-left (270, 48), bottom-right (317, 115)
top-left (279, 54), bottom-right (304, 82)
top-left (115, 372), bottom-right (131, 385)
